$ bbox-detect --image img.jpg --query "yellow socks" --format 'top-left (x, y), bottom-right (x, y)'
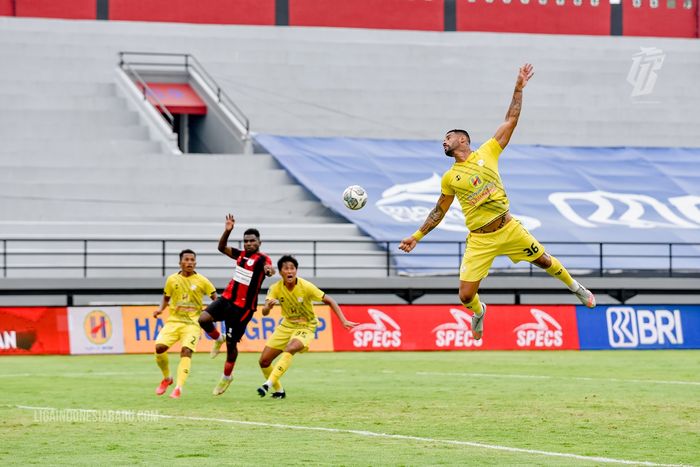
top-left (268, 352), bottom-right (294, 386)
top-left (462, 294), bottom-right (484, 316)
top-left (545, 255), bottom-right (577, 289)
top-left (155, 352), bottom-right (170, 379)
top-left (261, 365), bottom-right (283, 392)
top-left (176, 356), bottom-right (191, 388)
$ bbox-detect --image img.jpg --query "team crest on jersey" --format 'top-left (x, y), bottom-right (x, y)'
top-left (470, 175), bottom-right (482, 187)
top-left (247, 258), bottom-right (255, 266)
top-left (477, 159), bottom-right (485, 166)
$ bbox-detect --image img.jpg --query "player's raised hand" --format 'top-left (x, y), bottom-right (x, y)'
top-left (515, 63), bottom-right (534, 91)
top-left (398, 236), bottom-right (418, 253)
top-left (224, 213), bottom-right (235, 232)
top-left (263, 264), bottom-right (276, 277)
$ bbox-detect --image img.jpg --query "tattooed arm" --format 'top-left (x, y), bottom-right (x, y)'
top-left (398, 193), bottom-right (454, 253)
top-left (494, 63), bottom-right (534, 149)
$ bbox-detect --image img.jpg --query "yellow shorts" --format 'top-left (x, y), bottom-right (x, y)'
top-left (460, 219), bottom-right (545, 282)
top-left (155, 321), bottom-right (201, 351)
top-left (265, 324), bottom-right (316, 352)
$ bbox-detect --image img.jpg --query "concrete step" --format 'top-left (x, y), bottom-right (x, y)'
top-left (0, 198), bottom-right (337, 224)
top-left (0, 220), bottom-right (363, 239)
top-left (0, 124), bottom-right (149, 139)
top-left (0, 182), bottom-right (314, 202)
top-left (0, 152), bottom-right (280, 168)
top-left (0, 67), bottom-right (114, 82)
top-left (0, 166), bottom-right (294, 185)
top-left (0, 139), bottom-right (161, 155)
top-left (0, 109), bottom-right (140, 126)
top-left (0, 94), bottom-right (129, 111)
top-left (0, 81), bottom-right (116, 97)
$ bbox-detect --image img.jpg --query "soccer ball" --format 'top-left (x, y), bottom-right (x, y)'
top-left (342, 185), bottom-right (368, 210)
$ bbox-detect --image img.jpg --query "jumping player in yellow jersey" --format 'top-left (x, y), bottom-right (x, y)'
top-left (256, 255), bottom-right (357, 398)
top-left (153, 249), bottom-right (217, 399)
top-left (399, 63), bottom-right (596, 341)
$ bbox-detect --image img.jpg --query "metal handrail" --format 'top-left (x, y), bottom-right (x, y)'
top-left (119, 61), bottom-right (174, 128)
top-left (117, 51), bottom-right (250, 138)
top-left (1, 238), bottom-right (699, 279)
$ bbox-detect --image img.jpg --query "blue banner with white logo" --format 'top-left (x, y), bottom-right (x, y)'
top-left (255, 134), bottom-right (700, 275)
top-left (576, 305), bottom-right (700, 350)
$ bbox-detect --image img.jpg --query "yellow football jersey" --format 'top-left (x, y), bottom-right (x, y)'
top-left (441, 138), bottom-right (509, 231)
top-left (163, 272), bottom-right (216, 324)
top-left (266, 277), bottom-right (325, 328)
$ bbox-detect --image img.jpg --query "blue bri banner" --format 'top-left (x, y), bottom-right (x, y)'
top-left (576, 305), bottom-right (700, 350)
top-left (255, 134), bottom-right (700, 275)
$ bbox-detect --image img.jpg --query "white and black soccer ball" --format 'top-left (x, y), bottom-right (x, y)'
top-left (342, 185), bottom-right (368, 210)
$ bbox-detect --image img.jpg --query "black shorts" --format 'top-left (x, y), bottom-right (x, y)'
top-left (204, 297), bottom-right (253, 344)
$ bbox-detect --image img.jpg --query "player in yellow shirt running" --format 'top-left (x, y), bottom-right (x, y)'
top-left (153, 249), bottom-right (217, 399)
top-left (399, 63), bottom-right (595, 341)
top-left (256, 255), bottom-right (357, 398)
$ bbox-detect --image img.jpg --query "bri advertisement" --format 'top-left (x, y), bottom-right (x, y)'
top-left (576, 305), bottom-right (700, 350)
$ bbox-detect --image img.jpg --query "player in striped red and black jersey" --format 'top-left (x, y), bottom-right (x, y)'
top-left (198, 213), bottom-right (275, 396)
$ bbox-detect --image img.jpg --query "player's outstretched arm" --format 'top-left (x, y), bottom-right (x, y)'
top-left (493, 63), bottom-right (534, 149)
top-left (398, 193), bottom-right (454, 253)
top-left (323, 295), bottom-right (357, 329)
top-left (217, 213), bottom-right (236, 258)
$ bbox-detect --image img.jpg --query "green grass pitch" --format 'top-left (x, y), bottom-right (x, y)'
top-left (1, 351), bottom-right (698, 466)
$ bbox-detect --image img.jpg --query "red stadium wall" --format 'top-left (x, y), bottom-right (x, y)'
top-left (288, 0), bottom-right (444, 31)
top-left (456, 0), bottom-right (611, 35)
top-left (109, 0), bottom-right (275, 25)
top-left (14, 0), bottom-right (96, 20)
top-left (0, 0), bottom-right (13, 16)
top-left (622, 0), bottom-right (698, 38)
top-left (0, 0), bottom-right (698, 37)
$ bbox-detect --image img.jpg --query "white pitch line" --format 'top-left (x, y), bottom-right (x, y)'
top-left (11, 404), bottom-right (687, 467)
top-left (416, 371), bottom-right (700, 386)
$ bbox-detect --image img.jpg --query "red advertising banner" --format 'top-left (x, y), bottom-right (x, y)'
top-left (0, 307), bottom-right (70, 355)
top-left (332, 305), bottom-right (578, 351)
top-left (289, 0), bottom-right (444, 31)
